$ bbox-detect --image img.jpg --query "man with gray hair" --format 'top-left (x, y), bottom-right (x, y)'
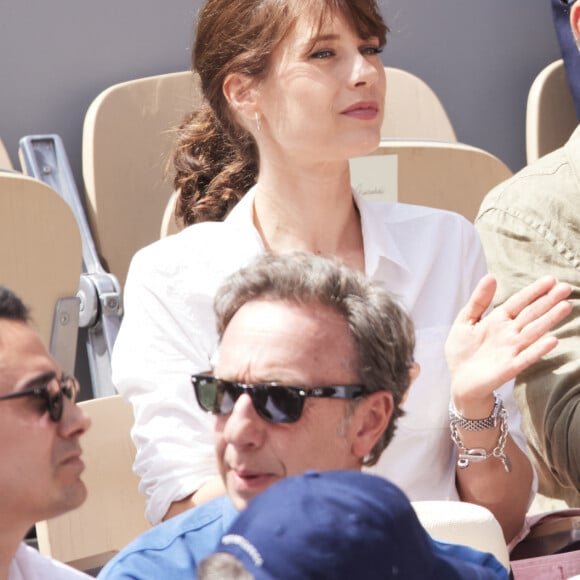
top-left (210, 249), bottom-right (418, 468)
top-left (99, 252), bottom-right (421, 578)
top-left (99, 251), bottom-right (569, 579)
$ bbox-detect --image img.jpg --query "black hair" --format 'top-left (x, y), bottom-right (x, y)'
top-left (0, 286), bottom-right (30, 322)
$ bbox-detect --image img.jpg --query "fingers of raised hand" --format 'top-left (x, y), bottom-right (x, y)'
top-left (505, 280), bottom-right (572, 333)
top-left (509, 335), bottom-right (559, 378)
top-left (459, 274), bottom-right (497, 324)
top-left (501, 276), bottom-right (570, 322)
top-left (486, 280), bottom-right (572, 376)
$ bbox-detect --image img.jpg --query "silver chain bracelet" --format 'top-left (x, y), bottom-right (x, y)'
top-left (449, 398), bottom-right (512, 473)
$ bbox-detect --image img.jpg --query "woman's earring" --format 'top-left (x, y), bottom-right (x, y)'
top-left (255, 112), bottom-right (262, 133)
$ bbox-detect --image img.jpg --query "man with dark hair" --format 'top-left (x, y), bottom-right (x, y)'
top-left (476, 1), bottom-right (580, 506)
top-left (0, 286), bottom-right (92, 579)
top-left (0, 286), bottom-right (30, 321)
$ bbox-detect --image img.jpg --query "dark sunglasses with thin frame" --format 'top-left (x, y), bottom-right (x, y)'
top-left (0, 374), bottom-right (80, 422)
top-left (192, 373), bottom-right (368, 424)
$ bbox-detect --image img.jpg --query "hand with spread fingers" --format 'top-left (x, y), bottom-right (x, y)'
top-left (446, 275), bottom-right (573, 409)
top-left (445, 275), bottom-right (572, 542)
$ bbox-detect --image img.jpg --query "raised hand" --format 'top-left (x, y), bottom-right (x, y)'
top-left (446, 274), bottom-right (572, 406)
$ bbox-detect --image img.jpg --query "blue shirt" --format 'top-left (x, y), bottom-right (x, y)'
top-left (97, 496), bottom-right (237, 579)
top-left (98, 495), bottom-right (507, 579)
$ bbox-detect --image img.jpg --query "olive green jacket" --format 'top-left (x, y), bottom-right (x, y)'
top-left (476, 125), bottom-right (580, 505)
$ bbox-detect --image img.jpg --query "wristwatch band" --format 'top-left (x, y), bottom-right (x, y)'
top-left (449, 392), bottom-right (503, 431)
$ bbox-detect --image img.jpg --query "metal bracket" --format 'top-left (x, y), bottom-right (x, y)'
top-left (49, 296), bottom-right (80, 377)
top-left (19, 134), bottom-right (121, 397)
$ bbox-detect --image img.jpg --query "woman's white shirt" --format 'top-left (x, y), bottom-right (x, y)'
top-left (112, 186), bottom-right (532, 524)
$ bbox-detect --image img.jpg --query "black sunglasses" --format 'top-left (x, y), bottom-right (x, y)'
top-left (0, 374), bottom-right (80, 422)
top-left (192, 373), bottom-right (368, 424)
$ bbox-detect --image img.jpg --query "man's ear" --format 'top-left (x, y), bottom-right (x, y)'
top-left (351, 390), bottom-right (393, 461)
top-left (222, 72), bottom-right (259, 126)
top-left (571, 2), bottom-right (580, 47)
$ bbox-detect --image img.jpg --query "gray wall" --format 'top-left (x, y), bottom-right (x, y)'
top-left (0, 0), bottom-right (562, 189)
top-left (381, 0), bottom-right (561, 172)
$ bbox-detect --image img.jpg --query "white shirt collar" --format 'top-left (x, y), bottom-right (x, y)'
top-left (224, 186), bottom-right (411, 277)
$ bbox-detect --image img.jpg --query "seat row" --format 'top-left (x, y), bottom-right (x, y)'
top-left (2, 58), bottom-right (574, 402)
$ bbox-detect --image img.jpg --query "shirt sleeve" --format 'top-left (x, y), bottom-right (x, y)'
top-left (11, 543), bottom-right (93, 579)
top-left (112, 240), bottom-right (220, 525)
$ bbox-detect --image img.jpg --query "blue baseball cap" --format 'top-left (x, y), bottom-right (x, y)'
top-left (209, 471), bottom-right (508, 579)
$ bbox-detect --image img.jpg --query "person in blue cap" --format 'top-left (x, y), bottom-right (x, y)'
top-left (197, 470), bottom-right (507, 579)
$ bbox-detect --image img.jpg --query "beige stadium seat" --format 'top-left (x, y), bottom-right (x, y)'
top-left (0, 172), bottom-right (81, 374)
top-left (0, 137), bottom-right (14, 171)
top-left (159, 190), bottom-right (180, 238)
top-left (412, 501), bottom-right (510, 571)
top-left (82, 70), bottom-right (203, 287)
top-left (350, 139), bottom-right (513, 223)
top-left (382, 67), bottom-right (456, 142)
top-left (36, 395), bottom-right (149, 573)
top-left (526, 59), bottom-right (578, 164)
